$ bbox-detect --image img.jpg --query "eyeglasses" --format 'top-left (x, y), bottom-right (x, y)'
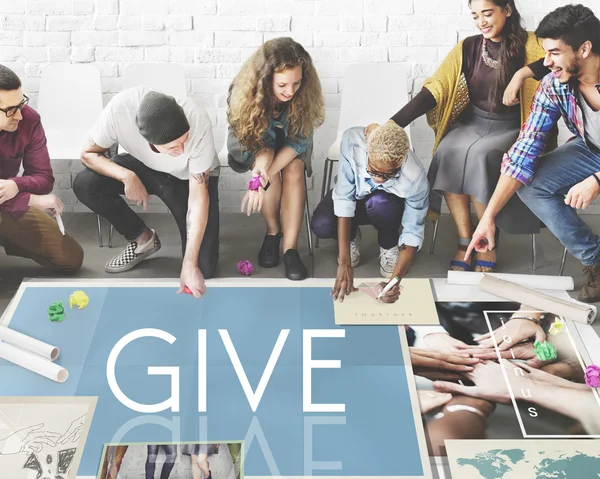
top-left (366, 166), bottom-right (401, 181)
top-left (0, 95), bottom-right (29, 118)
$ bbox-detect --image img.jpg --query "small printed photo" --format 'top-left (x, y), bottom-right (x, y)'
top-left (97, 442), bottom-right (242, 479)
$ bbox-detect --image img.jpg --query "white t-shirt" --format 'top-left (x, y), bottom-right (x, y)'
top-left (90, 86), bottom-right (219, 180)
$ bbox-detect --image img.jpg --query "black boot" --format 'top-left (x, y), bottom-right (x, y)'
top-left (283, 249), bottom-right (307, 281)
top-left (258, 233), bottom-right (282, 268)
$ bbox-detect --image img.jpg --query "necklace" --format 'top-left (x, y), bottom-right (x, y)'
top-left (481, 39), bottom-right (499, 70)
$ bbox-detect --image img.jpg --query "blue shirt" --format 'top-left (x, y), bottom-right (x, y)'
top-left (332, 127), bottom-right (429, 250)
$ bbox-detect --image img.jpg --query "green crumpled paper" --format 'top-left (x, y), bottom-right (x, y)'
top-left (48, 301), bottom-right (65, 322)
top-left (534, 340), bottom-right (557, 361)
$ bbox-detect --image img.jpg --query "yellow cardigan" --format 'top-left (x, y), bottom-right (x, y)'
top-left (423, 32), bottom-right (556, 154)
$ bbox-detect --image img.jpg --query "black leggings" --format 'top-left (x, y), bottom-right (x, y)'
top-left (146, 445), bottom-right (177, 479)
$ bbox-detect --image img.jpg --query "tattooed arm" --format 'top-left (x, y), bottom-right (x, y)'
top-left (184, 169), bottom-right (211, 269)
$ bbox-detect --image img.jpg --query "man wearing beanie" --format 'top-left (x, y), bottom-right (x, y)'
top-left (311, 120), bottom-right (429, 303)
top-left (74, 86), bottom-right (220, 297)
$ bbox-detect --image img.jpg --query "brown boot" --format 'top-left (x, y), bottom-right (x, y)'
top-left (578, 262), bottom-right (600, 303)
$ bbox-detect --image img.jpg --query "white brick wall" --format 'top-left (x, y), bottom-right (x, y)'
top-left (1, 0), bottom-right (600, 213)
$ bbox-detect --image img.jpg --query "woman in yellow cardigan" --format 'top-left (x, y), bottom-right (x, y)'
top-left (383, 0), bottom-right (556, 272)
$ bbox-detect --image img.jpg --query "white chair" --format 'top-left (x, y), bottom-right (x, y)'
top-left (218, 136), bottom-right (315, 270)
top-left (101, 63), bottom-right (188, 247)
top-left (317, 63), bottom-right (412, 248)
top-left (37, 63), bottom-right (104, 245)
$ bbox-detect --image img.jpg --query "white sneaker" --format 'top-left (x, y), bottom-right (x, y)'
top-left (379, 245), bottom-right (399, 279)
top-left (337, 227), bottom-right (361, 268)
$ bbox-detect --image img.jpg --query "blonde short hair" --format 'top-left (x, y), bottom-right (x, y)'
top-left (367, 121), bottom-right (410, 167)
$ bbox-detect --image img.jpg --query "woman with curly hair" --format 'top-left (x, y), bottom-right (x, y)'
top-left (227, 37), bottom-right (325, 280)
top-left (380, 0), bottom-right (556, 273)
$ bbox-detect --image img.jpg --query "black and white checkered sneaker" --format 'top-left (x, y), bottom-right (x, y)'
top-left (104, 229), bottom-right (161, 273)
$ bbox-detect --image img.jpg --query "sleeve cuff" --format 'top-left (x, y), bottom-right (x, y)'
top-left (333, 199), bottom-right (356, 218)
top-left (501, 159), bottom-right (534, 185)
top-left (9, 176), bottom-right (29, 192)
top-left (399, 232), bottom-right (424, 251)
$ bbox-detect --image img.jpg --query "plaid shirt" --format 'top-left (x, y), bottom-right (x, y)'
top-left (501, 73), bottom-right (600, 185)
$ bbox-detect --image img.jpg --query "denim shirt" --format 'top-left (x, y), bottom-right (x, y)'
top-left (502, 73), bottom-right (600, 185)
top-left (332, 127), bottom-right (430, 250)
top-left (227, 103), bottom-right (312, 173)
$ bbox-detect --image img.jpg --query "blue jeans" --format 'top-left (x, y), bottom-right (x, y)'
top-left (517, 137), bottom-right (600, 266)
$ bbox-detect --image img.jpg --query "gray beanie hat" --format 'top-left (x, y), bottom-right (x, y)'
top-left (136, 91), bottom-right (190, 145)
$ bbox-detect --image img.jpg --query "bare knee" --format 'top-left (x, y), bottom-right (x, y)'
top-left (282, 158), bottom-right (305, 182)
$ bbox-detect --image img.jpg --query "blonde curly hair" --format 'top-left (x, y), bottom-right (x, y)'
top-left (367, 121), bottom-right (410, 167)
top-left (226, 37), bottom-right (325, 154)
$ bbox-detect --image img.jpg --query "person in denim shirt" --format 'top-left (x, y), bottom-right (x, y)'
top-left (312, 121), bottom-right (429, 303)
top-left (227, 38), bottom-right (325, 280)
top-left (468, 5), bottom-right (600, 303)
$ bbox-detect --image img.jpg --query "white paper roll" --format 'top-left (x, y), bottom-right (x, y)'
top-left (0, 341), bottom-right (68, 383)
top-left (478, 274), bottom-right (596, 324)
top-left (0, 327), bottom-right (59, 361)
top-left (447, 271), bottom-right (575, 291)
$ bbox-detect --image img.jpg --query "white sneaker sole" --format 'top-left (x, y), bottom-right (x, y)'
top-left (104, 242), bottom-right (161, 273)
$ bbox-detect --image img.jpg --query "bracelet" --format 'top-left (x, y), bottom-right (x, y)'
top-left (511, 315), bottom-right (542, 326)
top-left (593, 173), bottom-right (600, 188)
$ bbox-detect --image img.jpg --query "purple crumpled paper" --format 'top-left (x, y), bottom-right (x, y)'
top-left (585, 364), bottom-right (600, 388)
top-left (237, 260), bottom-right (254, 276)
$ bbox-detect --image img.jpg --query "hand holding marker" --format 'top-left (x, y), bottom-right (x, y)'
top-left (377, 276), bottom-right (400, 300)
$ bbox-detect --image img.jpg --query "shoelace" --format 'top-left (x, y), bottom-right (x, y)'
top-left (583, 265), bottom-right (600, 286)
top-left (379, 248), bottom-right (397, 268)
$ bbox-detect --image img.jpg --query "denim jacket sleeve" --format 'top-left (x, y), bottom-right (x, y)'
top-left (283, 128), bottom-right (312, 156)
top-left (332, 129), bottom-right (358, 217)
top-left (226, 124), bottom-right (278, 173)
top-left (398, 153), bottom-right (429, 250)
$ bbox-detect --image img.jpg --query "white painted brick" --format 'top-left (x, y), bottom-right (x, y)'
top-left (72, 31), bottom-right (118, 46)
top-left (48, 47), bottom-right (71, 62)
top-left (191, 78), bottom-right (231, 95)
top-left (119, 31), bottom-right (166, 46)
top-left (0, 30), bottom-right (23, 46)
top-left (73, 1), bottom-right (95, 15)
top-left (144, 46), bottom-right (194, 62)
top-left (366, 0), bottom-right (413, 15)
top-left (196, 93), bottom-right (217, 107)
top-left (315, 62), bottom-right (350, 78)
top-left (26, 15), bottom-right (46, 30)
top-left (216, 63), bottom-right (240, 78)
top-left (0, 47), bottom-right (22, 62)
top-left (0, 0), bottom-right (25, 14)
top-left (389, 14), bottom-right (436, 31)
top-left (195, 48), bottom-right (240, 63)
top-left (182, 64), bottom-right (216, 77)
top-left (408, 30), bottom-right (457, 46)
top-left (340, 17), bottom-right (363, 32)
top-left (121, 0), bottom-right (168, 15)
top-left (263, 32), bottom-right (313, 47)
top-left (194, 15), bottom-right (246, 31)
top-left (169, 0), bottom-right (217, 15)
top-left (95, 0), bottom-right (118, 14)
top-left (26, 0), bottom-right (71, 14)
top-left (101, 76), bottom-right (124, 93)
top-left (339, 47), bottom-right (388, 62)
top-left (257, 15), bottom-right (290, 31)
top-left (168, 31), bottom-right (213, 46)
top-left (0, 15), bottom-right (24, 30)
top-left (292, 16), bottom-right (338, 32)
top-left (323, 93), bottom-right (341, 108)
top-left (22, 77), bottom-right (40, 93)
top-left (309, 48), bottom-right (340, 62)
top-left (94, 62), bottom-right (119, 76)
top-left (437, 45), bottom-right (454, 60)
top-left (72, 46), bottom-right (95, 62)
top-left (266, 0), bottom-right (313, 15)
top-left (219, 0), bottom-right (264, 14)
top-left (415, 0), bottom-right (462, 14)
top-left (364, 16), bottom-right (387, 32)
top-left (215, 32), bottom-right (263, 47)
top-left (93, 15), bottom-right (118, 30)
top-left (95, 46), bottom-right (144, 62)
top-left (24, 62), bottom-right (47, 77)
top-left (390, 46), bottom-right (438, 62)
top-left (361, 32), bottom-right (407, 47)
top-left (315, 0), bottom-right (362, 15)
top-left (143, 46), bottom-right (169, 62)
top-left (118, 15), bottom-right (142, 30)
top-left (314, 32), bottom-right (360, 47)
top-left (412, 62), bottom-right (439, 77)
top-left (437, 14), bottom-right (477, 31)
top-left (142, 16), bottom-right (165, 31)
top-left (165, 16), bottom-right (192, 30)
top-left (47, 15), bottom-right (94, 31)
top-left (24, 32), bottom-right (70, 47)
top-left (21, 47), bottom-right (48, 62)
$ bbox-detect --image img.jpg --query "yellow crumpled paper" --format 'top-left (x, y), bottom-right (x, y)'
top-left (69, 291), bottom-right (89, 309)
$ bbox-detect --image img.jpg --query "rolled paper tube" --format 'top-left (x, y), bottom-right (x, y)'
top-left (447, 271), bottom-right (575, 291)
top-left (0, 341), bottom-right (68, 383)
top-left (0, 327), bottom-right (60, 361)
top-left (478, 274), bottom-right (596, 324)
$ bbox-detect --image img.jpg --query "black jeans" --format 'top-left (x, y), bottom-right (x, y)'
top-left (73, 154), bottom-right (219, 278)
top-left (146, 445), bottom-right (177, 479)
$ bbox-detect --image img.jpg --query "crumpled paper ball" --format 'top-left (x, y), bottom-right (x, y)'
top-left (237, 260), bottom-right (253, 276)
top-left (48, 301), bottom-right (65, 322)
top-left (533, 341), bottom-right (557, 361)
top-left (69, 291), bottom-right (89, 309)
top-left (548, 318), bottom-right (564, 336)
top-left (585, 365), bottom-right (600, 388)
top-left (247, 175), bottom-right (263, 191)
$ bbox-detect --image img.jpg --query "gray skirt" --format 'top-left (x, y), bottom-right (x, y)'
top-left (428, 105), bottom-right (541, 234)
top-left (181, 443), bottom-right (217, 456)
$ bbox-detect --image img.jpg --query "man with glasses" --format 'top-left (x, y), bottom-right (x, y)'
top-left (73, 87), bottom-right (220, 298)
top-left (0, 64), bottom-right (83, 273)
top-left (311, 121), bottom-right (429, 302)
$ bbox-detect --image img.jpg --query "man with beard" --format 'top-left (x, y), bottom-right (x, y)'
top-left (466, 4), bottom-right (600, 302)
